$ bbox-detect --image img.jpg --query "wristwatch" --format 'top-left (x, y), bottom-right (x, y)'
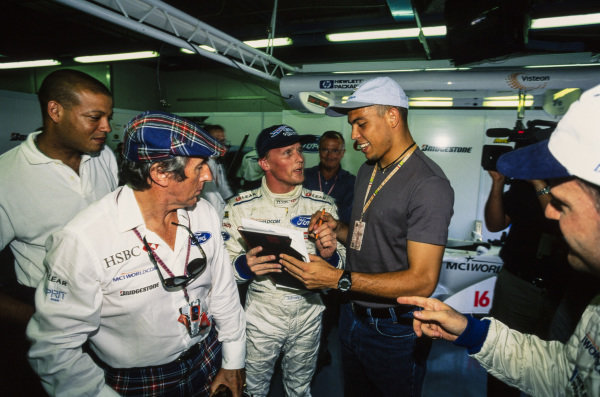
top-left (337, 270), bottom-right (352, 292)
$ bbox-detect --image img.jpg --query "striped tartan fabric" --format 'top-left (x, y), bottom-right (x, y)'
top-left (103, 326), bottom-right (222, 396)
top-left (123, 111), bottom-right (226, 163)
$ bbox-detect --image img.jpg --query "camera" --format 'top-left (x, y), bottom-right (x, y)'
top-left (481, 119), bottom-right (557, 171)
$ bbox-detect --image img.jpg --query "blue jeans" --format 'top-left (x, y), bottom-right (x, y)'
top-left (339, 303), bottom-right (431, 397)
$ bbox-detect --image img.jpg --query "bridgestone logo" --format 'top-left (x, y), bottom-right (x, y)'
top-left (120, 282), bottom-right (160, 296)
top-left (421, 144), bottom-right (472, 153)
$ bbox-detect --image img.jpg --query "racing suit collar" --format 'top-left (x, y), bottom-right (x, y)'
top-left (260, 178), bottom-right (302, 208)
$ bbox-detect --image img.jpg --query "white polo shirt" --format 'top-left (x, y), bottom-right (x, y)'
top-left (0, 131), bottom-right (118, 287)
top-left (27, 186), bottom-right (246, 396)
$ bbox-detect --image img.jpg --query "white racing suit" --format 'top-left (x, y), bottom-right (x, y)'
top-left (222, 180), bottom-right (345, 397)
top-left (474, 294), bottom-right (600, 396)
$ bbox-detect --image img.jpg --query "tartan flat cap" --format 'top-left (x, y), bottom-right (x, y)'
top-left (123, 111), bottom-right (226, 162)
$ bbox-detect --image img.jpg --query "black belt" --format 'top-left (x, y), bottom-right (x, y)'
top-left (93, 343), bottom-right (202, 371)
top-left (351, 303), bottom-right (414, 319)
top-left (176, 343), bottom-right (201, 362)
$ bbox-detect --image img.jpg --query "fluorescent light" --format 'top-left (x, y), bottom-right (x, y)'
top-left (525, 63), bottom-right (600, 68)
top-left (333, 69), bottom-right (421, 74)
top-left (0, 59), bottom-right (61, 69)
top-left (483, 95), bottom-right (534, 107)
top-left (409, 97), bottom-right (453, 107)
top-left (180, 45), bottom-right (217, 54)
top-left (531, 13), bottom-right (600, 29)
top-left (243, 37), bottom-right (292, 48)
top-left (327, 26), bottom-right (446, 42)
top-left (74, 51), bottom-right (159, 63)
top-left (485, 95), bottom-right (534, 101)
top-left (553, 88), bottom-right (579, 100)
top-left (483, 100), bottom-right (534, 107)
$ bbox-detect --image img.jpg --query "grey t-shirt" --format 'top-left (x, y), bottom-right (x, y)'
top-left (347, 148), bottom-right (454, 307)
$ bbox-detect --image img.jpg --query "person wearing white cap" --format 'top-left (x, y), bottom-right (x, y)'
top-left (280, 77), bottom-right (455, 396)
top-left (397, 83), bottom-right (600, 396)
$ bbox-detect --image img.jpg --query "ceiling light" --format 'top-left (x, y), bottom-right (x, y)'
top-left (333, 69), bottom-right (421, 74)
top-left (326, 26), bottom-right (446, 42)
top-left (180, 45), bottom-right (217, 54)
top-left (409, 97), bottom-right (453, 107)
top-left (531, 13), bottom-right (600, 29)
top-left (525, 63), bottom-right (600, 68)
top-left (553, 88), bottom-right (579, 100)
top-left (74, 51), bottom-right (159, 63)
top-left (243, 38), bottom-right (292, 48)
top-left (0, 59), bottom-right (61, 69)
top-left (483, 95), bottom-right (534, 107)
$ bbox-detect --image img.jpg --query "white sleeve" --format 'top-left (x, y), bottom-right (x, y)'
top-left (222, 199), bottom-right (249, 283)
top-left (203, 206), bottom-right (246, 369)
top-left (473, 317), bottom-right (578, 396)
top-left (27, 230), bottom-right (110, 397)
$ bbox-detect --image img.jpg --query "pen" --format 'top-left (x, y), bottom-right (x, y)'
top-left (315, 209), bottom-right (325, 239)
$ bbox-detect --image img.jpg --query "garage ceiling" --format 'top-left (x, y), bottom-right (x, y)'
top-left (1, 0), bottom-right (599, 75)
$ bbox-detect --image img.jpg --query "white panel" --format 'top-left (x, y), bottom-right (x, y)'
top-left (107, 108), bottom-right (143, 151)
top-left (282, 110), bottom-right (351, 170)
top-left (410, 109), bottom-right (486, 240)
top-left (0, 90), bottom-right (42, 155)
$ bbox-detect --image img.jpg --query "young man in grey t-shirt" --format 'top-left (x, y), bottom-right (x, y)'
top-left (280, 77), bottom-right (454, 397)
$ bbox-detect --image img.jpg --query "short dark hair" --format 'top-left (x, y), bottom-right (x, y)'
top-left (120, 156), bottom-right (189, 191)
top-left (376, 105), bottom-right (408, 124)
top-left (320, 130), bottom-right (345, 145)
top-left (37, 69), bottom-right (112, 121)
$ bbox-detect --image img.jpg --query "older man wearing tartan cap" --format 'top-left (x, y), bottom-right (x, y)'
top-left (27, 111), bottom-right (246, 396)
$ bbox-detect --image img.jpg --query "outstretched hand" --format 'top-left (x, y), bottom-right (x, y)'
top-left (396, 296), bottom-right (468, 342)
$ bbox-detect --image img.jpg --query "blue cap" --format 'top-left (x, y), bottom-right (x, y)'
top-left (255, 124), bottom-right (309, 158)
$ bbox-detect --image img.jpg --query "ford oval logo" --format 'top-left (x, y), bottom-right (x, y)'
top-left (290, 215), bottom-right (311, 228)
top-left (192, 232), bottom-right (211, 245)
top-left (221, 231), bottom-right (230, 242)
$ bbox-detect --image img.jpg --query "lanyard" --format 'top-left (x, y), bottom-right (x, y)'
top-left (132, 227), bottom-right (192, 301)
top-left (318, 170), bottom-right (339, 196)
top-left (360, 145), bottom-right (417, 220)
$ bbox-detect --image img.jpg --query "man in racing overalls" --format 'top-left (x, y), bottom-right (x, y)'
top-left (222, 124), bottom-right (345, 397)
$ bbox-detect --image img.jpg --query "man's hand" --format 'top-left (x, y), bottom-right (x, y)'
top-left (488, 170), bottom-right (505, 185)
top-left (245, 246), bottom-right (280, 276)
top-left (279, 254), bottom-right (342, 290)
top-left (210, 368), bottom-right (245, 397)
top-left (311, 220), bottom-right (337, 259)
top-left (308, 210), bottom-right (348, 244)
top-left (396, 296), bottom-right (468, 342)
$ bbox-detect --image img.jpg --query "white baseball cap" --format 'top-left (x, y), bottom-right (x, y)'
top-left (497, 83), bottom-right (600, 186)
top-left (325, 76), bottom-right (409, 117)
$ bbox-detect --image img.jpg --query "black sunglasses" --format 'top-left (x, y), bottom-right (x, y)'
top-left (142, 222), bottom-right (207, 291)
